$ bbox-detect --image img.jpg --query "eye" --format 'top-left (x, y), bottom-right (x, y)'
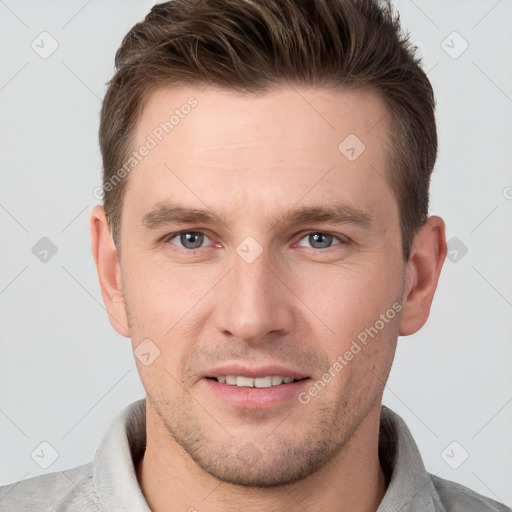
top-left (297, 232), bottom-right (344, 249)
top-left (168, 231), bottom-right (211, 250)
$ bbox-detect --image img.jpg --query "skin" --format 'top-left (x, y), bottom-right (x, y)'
top-left (90, 85), bottom-right (446, 512)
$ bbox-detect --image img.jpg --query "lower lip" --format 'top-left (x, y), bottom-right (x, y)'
top-left (202, 378), bottom-right (311, 409)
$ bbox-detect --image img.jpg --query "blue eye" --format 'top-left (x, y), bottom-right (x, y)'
top-left (165, 231), bottom-right (343, 251)
top-left (297, 233), bottom-right (342, 249)
top-left (169, 231), bottom-right (209, 249)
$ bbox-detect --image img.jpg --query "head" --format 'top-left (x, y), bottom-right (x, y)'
top-left (91, 0), bottom-right (446, 488)
top-left (99, 0), bottom-right (437, 261)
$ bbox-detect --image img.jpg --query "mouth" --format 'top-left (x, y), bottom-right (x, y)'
top-left (201, 365), bottom-right (311, 409)
top-left (206, 375), bottom-right (307, 388)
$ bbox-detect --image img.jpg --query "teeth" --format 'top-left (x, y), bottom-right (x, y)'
top-left (236, 376), bottom-right (254, 387)
top-left (254, 376), bottom-right (272, 388)
top-left (272, 376), bottom-right (284, 385)
top-left (216, 375), bottom-right (298, 387)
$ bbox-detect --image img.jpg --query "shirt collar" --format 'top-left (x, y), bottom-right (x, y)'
top-left (92, 399), bottom-right (440, 511)
top-left (93, 398), bottom-right (150, 511)
top-left (377, 405), bottom-right (441, 512)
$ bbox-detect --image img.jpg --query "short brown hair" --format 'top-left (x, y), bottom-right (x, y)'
top-left (99, 0), bottom-right (437, 260)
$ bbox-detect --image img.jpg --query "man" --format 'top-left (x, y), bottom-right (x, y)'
top-left (0, 0), bottom-right (509, 511)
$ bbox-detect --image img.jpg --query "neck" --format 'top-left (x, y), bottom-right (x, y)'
top-left (136, 403), bottom-right (388, 512)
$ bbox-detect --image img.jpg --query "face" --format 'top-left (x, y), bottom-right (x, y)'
top-left (117, 85), bottom-right (406, 486)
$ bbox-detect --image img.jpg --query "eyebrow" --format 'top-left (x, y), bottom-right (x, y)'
top-left (141, 203), bottom-right (227, 230)
top-left (141, 201), bottom-right (373, 231)
top-left (276, 204), bottom-right (373, 229)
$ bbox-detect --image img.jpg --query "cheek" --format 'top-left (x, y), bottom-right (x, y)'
top-left (290, 257), bottom-right (402, 342)
top-left (124, 262), bottom-right (208, 392)
top-left (122, 252), bottom-right (214, 335)
top-left (302, 263), bottom-right (401, 409)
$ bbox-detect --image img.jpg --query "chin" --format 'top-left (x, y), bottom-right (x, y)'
top-left (171, 426), bottom-right (345, 488)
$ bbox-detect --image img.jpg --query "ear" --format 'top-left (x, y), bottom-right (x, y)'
top-left (90, 205), bottom-right (130, 337)
top-left (399, 215), bottom-right (447, 336)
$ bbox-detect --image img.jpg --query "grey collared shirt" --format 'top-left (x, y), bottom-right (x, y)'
top-left (0, 399), bottom-right (509, 511)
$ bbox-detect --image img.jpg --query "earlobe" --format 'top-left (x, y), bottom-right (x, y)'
top-left (398, 216), bottom-right (447, 336)
top-left (90, 205), bottom-right (130, 337)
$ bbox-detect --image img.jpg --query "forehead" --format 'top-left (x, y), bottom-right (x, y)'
top-left (124, 85), bottom-right (395, 224)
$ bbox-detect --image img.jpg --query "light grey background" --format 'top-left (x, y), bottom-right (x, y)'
top-left (1, 0), bottom-right (511, 507)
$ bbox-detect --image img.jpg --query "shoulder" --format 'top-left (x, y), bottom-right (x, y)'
top-left (0, 462), bottom-right (101, 512)
top-left (431, 474), bottom-right (511, 512)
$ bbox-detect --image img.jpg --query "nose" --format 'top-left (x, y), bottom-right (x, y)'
top-left (213, 246), bottom-right (295, 344)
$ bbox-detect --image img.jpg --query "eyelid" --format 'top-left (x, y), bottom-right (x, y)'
top-left (163, 229), bottom-right (213, 247)
top-left (294, 231), bottom-right (348, 248)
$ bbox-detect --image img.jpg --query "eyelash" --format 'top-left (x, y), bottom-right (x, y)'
top-left (163, 230), bottom-right (348, 252)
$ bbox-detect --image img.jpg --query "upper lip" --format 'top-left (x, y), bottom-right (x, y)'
top-left (203, 364), bottom-right (309, 380)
